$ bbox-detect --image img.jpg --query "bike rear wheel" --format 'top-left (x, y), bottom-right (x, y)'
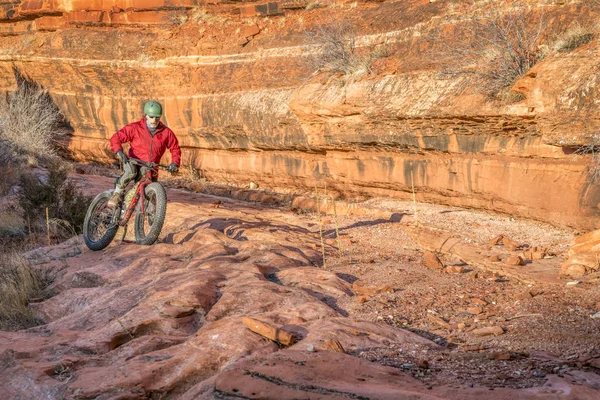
top-left (134, 182), bottom-right (167, 245)
top-left (83, 191), bottom-right (120, 251)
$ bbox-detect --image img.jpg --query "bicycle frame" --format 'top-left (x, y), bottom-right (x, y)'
top-left (118, 159), bottom-right (166, 226)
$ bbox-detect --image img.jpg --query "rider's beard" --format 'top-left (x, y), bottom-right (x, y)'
top-left (146, 116), bottom-right (160, 128)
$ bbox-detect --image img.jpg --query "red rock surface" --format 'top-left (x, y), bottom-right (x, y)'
top-left (0, 1), bottom-right (598, 229)
top-left (1, 171), bottom-right (599, 398)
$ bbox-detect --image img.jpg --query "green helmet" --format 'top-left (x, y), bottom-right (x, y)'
top-left (143, 100), bottom-right (162, 117)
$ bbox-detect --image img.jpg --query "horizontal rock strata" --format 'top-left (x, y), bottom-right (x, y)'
top-left (0, 0), bottom-right (599, 229)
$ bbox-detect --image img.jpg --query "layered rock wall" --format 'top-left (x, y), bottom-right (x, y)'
top-left (0, 0), bottom-right (599, 229)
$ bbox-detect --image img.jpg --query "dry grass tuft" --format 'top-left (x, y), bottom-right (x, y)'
top-left (547, 24), bottom-right (596, 54)
top-left (0, 67), bottom-right (70, 164)
top-left (0, 252), bottom-right (44, 330)
top-left (0, 211), bottom-right (26, 238)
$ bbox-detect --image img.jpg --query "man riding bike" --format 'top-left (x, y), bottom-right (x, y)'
top-left (107, 100), bottom-right (181, 208)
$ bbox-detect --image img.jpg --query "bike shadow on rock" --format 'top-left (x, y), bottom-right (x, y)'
top-left (322, 213), bottom-right (406, 238)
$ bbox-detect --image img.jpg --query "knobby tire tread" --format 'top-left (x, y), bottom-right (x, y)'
top-left (134, 182), bottom-right (167, 245)
top-left (83, 191), bottom-right (119, 251)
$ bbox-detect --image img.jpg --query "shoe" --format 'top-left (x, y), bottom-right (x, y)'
top-left (107, 192), bottom-right (122, 208)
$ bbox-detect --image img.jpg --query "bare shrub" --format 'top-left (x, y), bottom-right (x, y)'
top-left (0, 67), bottom-right (70, 163)
top-left (306, 19), bottom-right (360, 74)
top-left (18, 162), bottom-right (89, 240)
top-left (574, 133), bottom-right (600, 181)
top-left (0, 252), bottom-right (44, 330)
top-left (430, 2), bottom-right (545, 100)
top-left (306, 19), bottom-right (390, 76)
top-left (161, 10), bottom-right (188, 26)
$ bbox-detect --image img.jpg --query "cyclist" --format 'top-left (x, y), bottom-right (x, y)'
top-left (107, 100), bottom-right (181, 208)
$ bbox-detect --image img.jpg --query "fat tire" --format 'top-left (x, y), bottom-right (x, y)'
top-left (83, 190), bottom-right (119, 251)
top-left (134, 182), bottom-right (167, 245)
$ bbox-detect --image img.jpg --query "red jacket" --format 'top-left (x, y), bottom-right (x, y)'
top-left (110, 118), bottom-right (181, 166)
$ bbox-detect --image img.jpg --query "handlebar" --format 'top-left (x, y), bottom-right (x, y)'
top-left (128, 158), bottom-right (170, 171)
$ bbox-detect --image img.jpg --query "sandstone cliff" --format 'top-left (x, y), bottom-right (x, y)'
top-left (0, 0), bottom-right (599, 229)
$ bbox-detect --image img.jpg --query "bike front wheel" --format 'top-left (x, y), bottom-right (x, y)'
top-left (134, 182), bottom-right (167, 245)
top-left (83, 190), bottom-right (120, 251)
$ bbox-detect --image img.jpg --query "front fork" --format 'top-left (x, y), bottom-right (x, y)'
top-left (118, 181), bottom-right (148, 227)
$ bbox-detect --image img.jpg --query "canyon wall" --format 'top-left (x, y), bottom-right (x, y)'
top-left (0, 0), bottom-right (599, 229)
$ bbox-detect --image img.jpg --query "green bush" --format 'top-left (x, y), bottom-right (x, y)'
top-left (18, 162), bottom-right (89, 238)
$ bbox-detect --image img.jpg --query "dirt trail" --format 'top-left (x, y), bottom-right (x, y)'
top-left (0, 170), bottom-right (599, 399)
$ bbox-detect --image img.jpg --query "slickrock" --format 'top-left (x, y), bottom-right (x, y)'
top-left (198, 349), bottom-right (600, 400)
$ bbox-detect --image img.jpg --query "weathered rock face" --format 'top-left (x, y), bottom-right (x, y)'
top-left (0, 0), bottom-right (599, 229)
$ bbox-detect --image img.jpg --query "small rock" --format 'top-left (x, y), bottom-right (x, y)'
top-left (523, 250), bottom-right (546, 260)
top-left (467, 271), bottom-right (479, 279)
top-left (423, 251), bottom-right (444, 270)
top-left (506, 255), bottom-right (525, 266)
top-left (560, 263), bottom-right (587, 278)
top-left (306, 344), bottom-right (316, 352)
top-left (457, 322), bottom-right (467, 329)
top-left (445, 265), bottom-right (465, 274)
top-left (428, 314), bottom-right (449, 328)
top-left (470, 298), bottom-right (487, 306)
top-left (472, 326), bottom-right (504, 336)
top-left (502, 236), bottom-right (520, 249)
top-left (467, 307), bottom-right (484, 315)
top-left (590, 312), bottom-right (600, 319)
top-left (529, 289), bottom-right (543, 297)
top-left (488, 235), bottom-right (504, 245)
top-left (489, 255), bottom-right (501, 262)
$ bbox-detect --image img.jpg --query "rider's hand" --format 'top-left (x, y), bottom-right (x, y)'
top-left (167, 163), bottom-right (179, 173)
top-left (116, 150), bottom-right (128, 164)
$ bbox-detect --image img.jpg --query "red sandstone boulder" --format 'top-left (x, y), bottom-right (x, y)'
top-left (423, 251), bottom-right (444, 269)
